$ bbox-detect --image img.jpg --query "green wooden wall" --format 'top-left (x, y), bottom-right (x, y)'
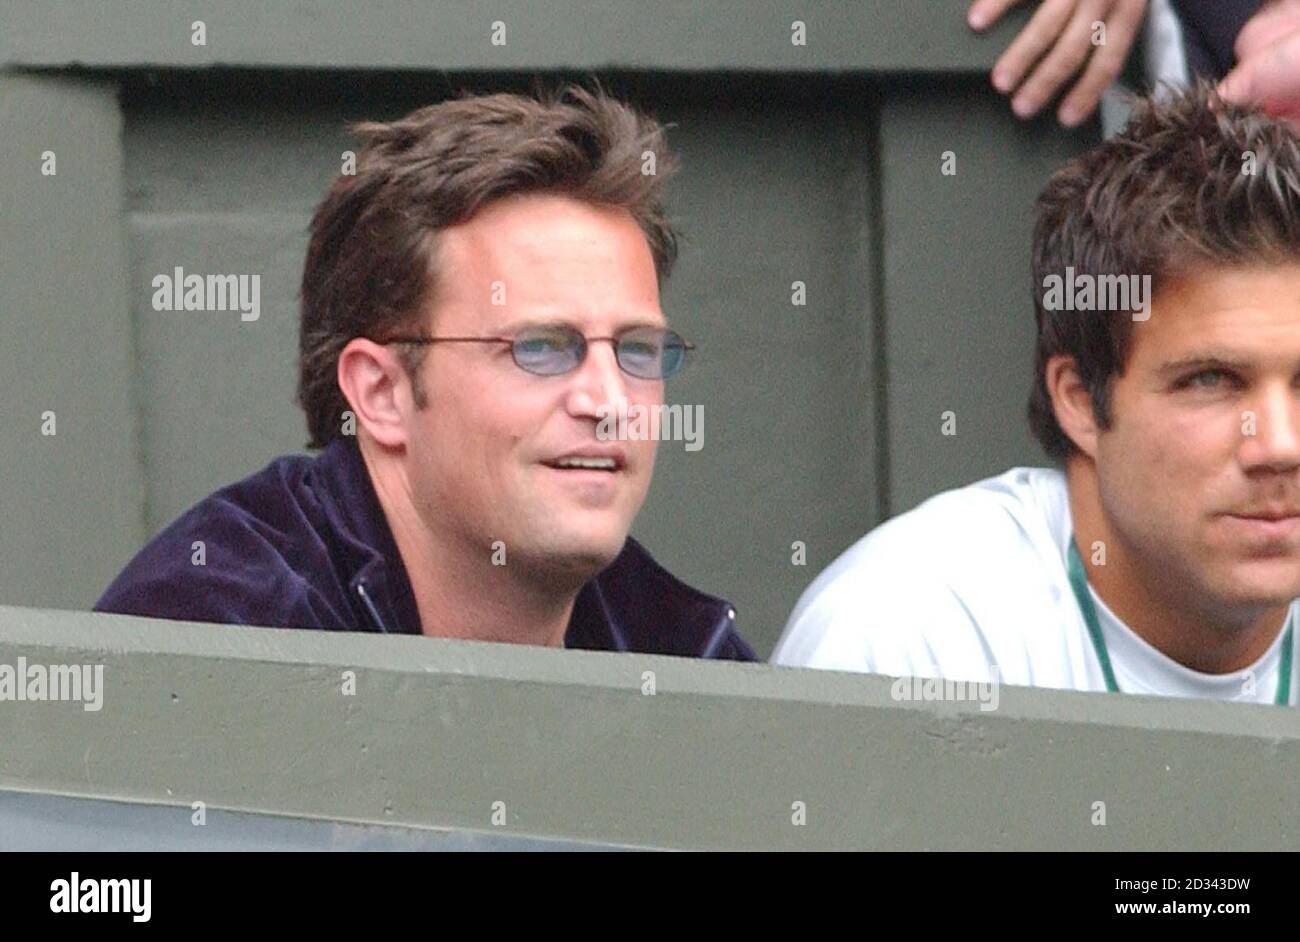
top-left (4, 604), bottom-right (1297, 850)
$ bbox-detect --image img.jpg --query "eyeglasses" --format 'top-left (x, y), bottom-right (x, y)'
top-left (380, 324), bottom-right (694, 379)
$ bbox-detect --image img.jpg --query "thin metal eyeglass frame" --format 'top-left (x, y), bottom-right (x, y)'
top-left (377, 326), bottom-right (695, 379)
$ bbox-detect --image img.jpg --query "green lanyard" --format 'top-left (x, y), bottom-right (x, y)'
top-left (1065, 534), bottom-right (1294, 705)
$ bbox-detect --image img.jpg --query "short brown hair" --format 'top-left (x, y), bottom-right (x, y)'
top-left (297, 82), bottom-right (681, 449)
top-left (1028, 81), bottom-right (1300, 462)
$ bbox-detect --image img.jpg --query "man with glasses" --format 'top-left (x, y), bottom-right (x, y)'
top-left (95, 85), bottom-right (755, 660)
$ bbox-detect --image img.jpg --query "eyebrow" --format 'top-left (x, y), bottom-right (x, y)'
top-left (1154, 353), bottom-right (1256, 380)
top-left (498, 315), bottom-right (668, 333)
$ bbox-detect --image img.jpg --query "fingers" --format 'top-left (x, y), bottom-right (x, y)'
top-left (1008, 0), bottom-right (1105, 117)
top-left (1235, 0), bottom-right (1300, 62)
top-left (1217, 62), bottom-right (1250, 104)
top-left (991, 0), bottom-right (1077, 96)
top-left (1221, 29), bottom-right (1300, 111)
top-left (1056, 0), bottom-right (1148, 126)
top-left (968, 0), bottom-right (1025, 31)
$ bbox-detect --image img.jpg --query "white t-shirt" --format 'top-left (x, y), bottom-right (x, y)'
top-left (772, 467), bottom-right (1299, 704)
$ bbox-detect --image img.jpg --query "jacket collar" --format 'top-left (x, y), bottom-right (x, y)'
top-left (308, 436), bottom-right (737, 654)
top-left (310, 436), bottom-right (423, 636)
top-left (567, 538), bottom-right (738, 656)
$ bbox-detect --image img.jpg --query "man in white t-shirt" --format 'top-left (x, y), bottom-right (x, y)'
top-left (774, 83), bottom-right (1300, 705)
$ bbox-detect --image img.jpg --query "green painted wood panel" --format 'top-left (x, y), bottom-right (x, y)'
top-left (0, 72), bottom-right (145, 609)
top-left (878, 80), bottom-right (1097, 515)
top-left (0, 0), bottom-right (1030, 73)
top-left (3, 604), bottom-right (1297, 850)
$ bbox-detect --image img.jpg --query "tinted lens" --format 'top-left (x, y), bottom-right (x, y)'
top-left (512, 325), bottom-right (584, 375)
top-left (618, 327), bottom-right (688, 379)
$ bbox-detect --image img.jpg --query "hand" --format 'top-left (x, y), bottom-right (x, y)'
top-left (1235, 0), bottom-right (1300, 61)
top-left (1219, 0), bottom-right (1300, 129)
top-left (968, 0), bottom-right (1149, 126)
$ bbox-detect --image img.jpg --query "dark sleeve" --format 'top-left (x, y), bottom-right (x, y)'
top-left (94, 564), bottom-right (324, 630)
top-left (715, 630), bottom-right (760, 662)
top-left (1173, 0), bottom-right (1266, 79)
top-left (92, 512), bottom-right (335, 630)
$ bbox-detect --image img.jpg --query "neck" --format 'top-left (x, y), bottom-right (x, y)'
top-left (1065, 458), bottom-right (1289, 674)
top-left (360, 444), bottom-right (577, 647)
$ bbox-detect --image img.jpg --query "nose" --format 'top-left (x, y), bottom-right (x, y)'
top-left (564, 339), bottom-right (629, 423)
top-left (1238, 385), bottom-right (1300, 474)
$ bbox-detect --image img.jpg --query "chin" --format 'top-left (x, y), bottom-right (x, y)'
top-left (530, 528), bottom-right (627, 577)
top-left (562, 538), bottom-right (625, 572)
top-left (1216, 561), bottom-right (1300, 608)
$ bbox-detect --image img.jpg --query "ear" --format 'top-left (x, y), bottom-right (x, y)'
top-left (1045, 353), bottom-right (1101, 461)
top-left (336, 338), bottom-right (412, 450)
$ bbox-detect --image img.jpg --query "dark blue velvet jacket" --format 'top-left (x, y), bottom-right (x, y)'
top-left (94, 437), bottom-right (756, 660)
top-left (1173, 0), bottom-right (1262, 79)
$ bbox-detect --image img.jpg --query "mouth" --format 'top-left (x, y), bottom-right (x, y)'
top-left (1221, 511), bottom-right (1300, 541)
top-left (541, 451), bottom-right (627, 473)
